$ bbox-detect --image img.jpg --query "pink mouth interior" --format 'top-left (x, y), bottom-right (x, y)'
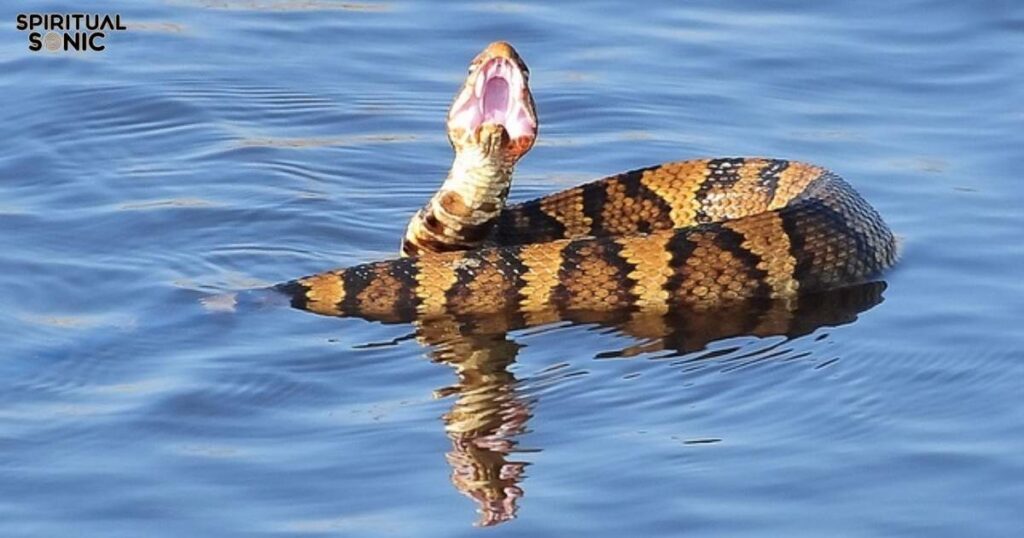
top-left (450, 58), bottom-right (535, 140)
top-left (482, 77), bottom-right (510, 124)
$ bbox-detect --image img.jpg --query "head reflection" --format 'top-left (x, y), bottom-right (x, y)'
top-left (420, 322), bottom-right (530, 526)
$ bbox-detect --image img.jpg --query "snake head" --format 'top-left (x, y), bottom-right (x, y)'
top-left (447, 41), bottom-right (537, 163)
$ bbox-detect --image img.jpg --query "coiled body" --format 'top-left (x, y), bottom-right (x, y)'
top-left (280, 157), bottom-right (897, 322)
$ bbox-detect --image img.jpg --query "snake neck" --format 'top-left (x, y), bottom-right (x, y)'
top-left (401, 149), bottom-right (514, 257)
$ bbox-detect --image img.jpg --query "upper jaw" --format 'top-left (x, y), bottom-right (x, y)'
top-left (448, 54), bottom-right (537, 145)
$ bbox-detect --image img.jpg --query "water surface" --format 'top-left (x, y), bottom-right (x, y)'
top-left (1, 1), bottom-right (1022, 536)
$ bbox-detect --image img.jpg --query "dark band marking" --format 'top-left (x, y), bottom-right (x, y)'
top-left (777, 171), bottom-right (839, 288)
top-left (499, 244), bottom-right (529, 307)
top-left (444, 256), bottom-right (485, 307)
top-left (413, 235), bottom-right (474, 253)
top-left (695, 158), bottom-right (746, 223)
top-left (339, 264), bottom-right (377, 317)
top-left (597, 239), bottom-right (639, 303)
top-left (551, 238), bottom-right (637, 312)
top-left (401, 241), bottom-right (420, 257)
top-left (550, 240), bottom-right (587, 312)
top-left (665, 229), bottom-right (698, 296)
top-left (389, 257), bottom-right (421, 318)
top-left (423, 209), bottom-right (445, 235)
top-left (593, 169), bottom-right (677, 236)
top-left (442, 247), bottom-right (525, 315)
top-left (503, 243), bottom-right (544, 320)
top-left (581, 180), bottom-right (608, 234)
top-left (710, 225), bottom-right (772, 299)
top-left (493, 200), bottom-right (567, 244)
top-left (631, 179), bottom-right (676, 231)
top-left (276, 280), bottom-right (310, 310)
top-left (758, 159), bottom-right (789, 203)
top-left (498, 245), bottom-right (529, 325)
top-left (499, 244), bottom-right (532, 325)
top-left (459, 220), bottom-right (494, 243)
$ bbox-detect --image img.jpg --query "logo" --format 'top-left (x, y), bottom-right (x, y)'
top-left (16, 13), bottom-right (127, 52)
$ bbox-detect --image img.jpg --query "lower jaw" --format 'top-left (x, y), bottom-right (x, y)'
top-left (505, 135), bottom-right (535, 161)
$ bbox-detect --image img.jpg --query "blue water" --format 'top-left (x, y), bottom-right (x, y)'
top-left (2, 1), bottom-right (1023, 536)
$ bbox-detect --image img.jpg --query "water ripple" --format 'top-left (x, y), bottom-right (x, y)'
top-left (1, 0), bottom-right (1022, 536)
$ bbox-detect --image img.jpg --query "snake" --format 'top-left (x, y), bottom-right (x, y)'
top-left (277, 42), bottom-right (897, 323)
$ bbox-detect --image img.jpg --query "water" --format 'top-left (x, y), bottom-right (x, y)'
top-left (2, 1), bottom-right (1022, 536)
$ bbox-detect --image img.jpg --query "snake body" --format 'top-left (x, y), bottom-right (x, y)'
top-left (281, 157), bottom-right (895, 321)
top-left (278, 44), bottom-right (897, 322)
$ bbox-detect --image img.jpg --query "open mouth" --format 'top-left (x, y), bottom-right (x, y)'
top-left (449, 57), bottom-right (536, 140)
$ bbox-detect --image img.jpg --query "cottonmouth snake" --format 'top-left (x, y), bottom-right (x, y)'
top-left (278, 42), bottom-right (897, 323)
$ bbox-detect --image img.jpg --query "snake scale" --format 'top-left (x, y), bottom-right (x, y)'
top-left (278, 42), bottom-right (897, 323)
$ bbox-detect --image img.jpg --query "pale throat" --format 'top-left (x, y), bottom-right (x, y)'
top-left (433, 146), bottom-right (515, 225)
